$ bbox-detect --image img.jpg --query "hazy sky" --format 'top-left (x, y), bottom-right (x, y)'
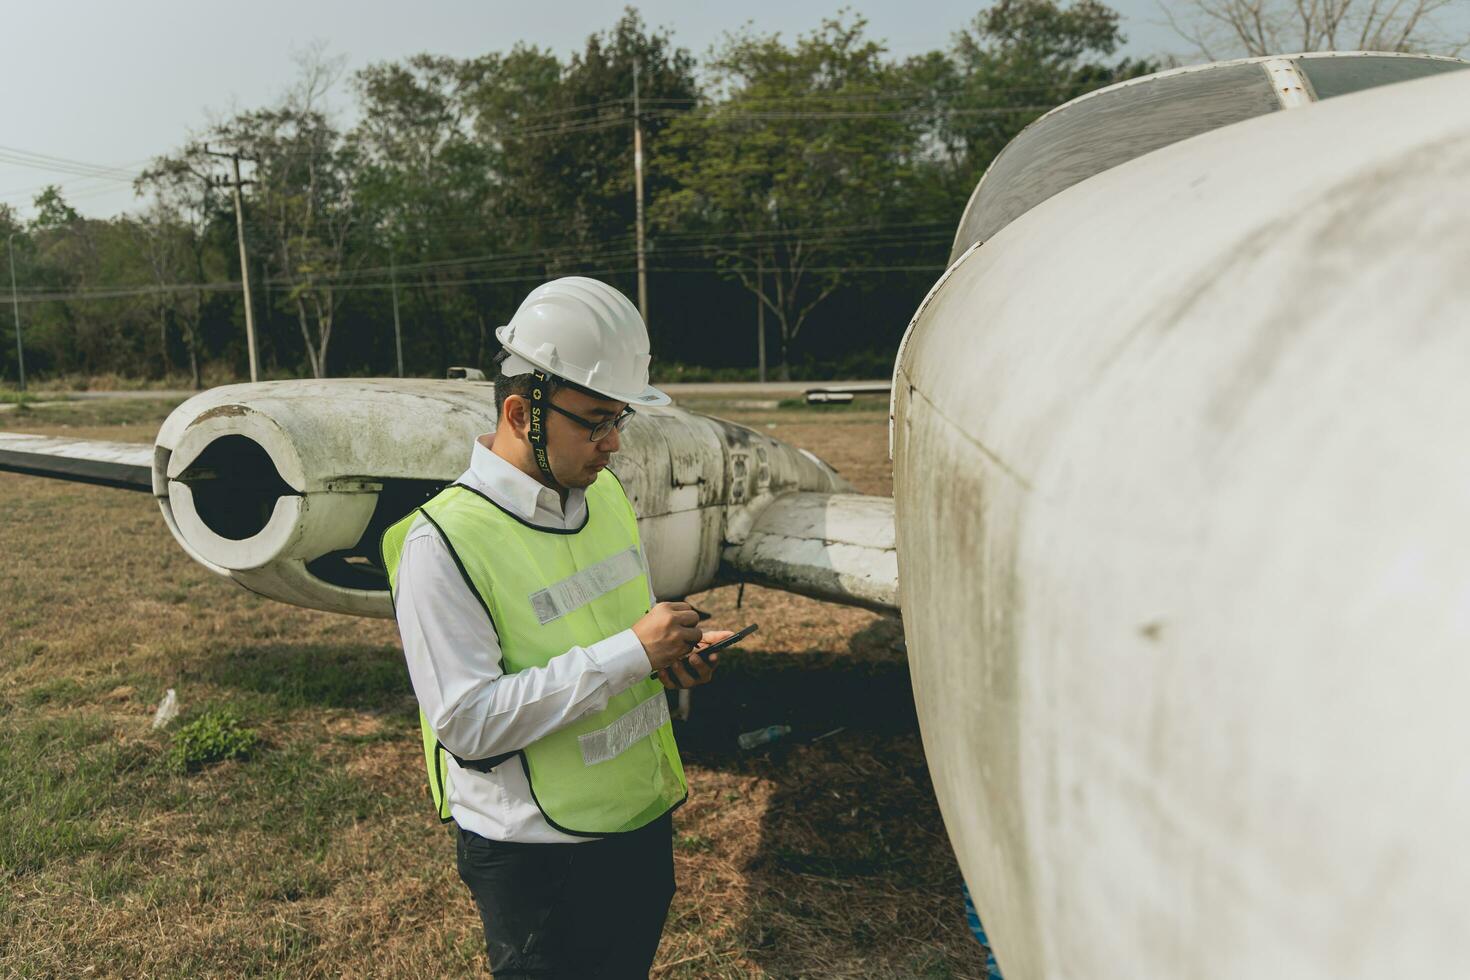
top-left (1, 0), bottom-right (1462, 219)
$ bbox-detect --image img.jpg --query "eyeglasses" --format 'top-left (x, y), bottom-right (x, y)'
top-left (545, 402), bottom-right (636, 442)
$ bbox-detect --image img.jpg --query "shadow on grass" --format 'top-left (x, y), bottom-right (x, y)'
top-left (670, 617), bottom-right (983, 978)
top-left (162, 624), bottom-right (978, 976)
top-left (190, 621), bottom-right (974, 973)
top-left (189, 641), bottom-right (416, 718)
top-left (674, 619), bottom-right (918, 765)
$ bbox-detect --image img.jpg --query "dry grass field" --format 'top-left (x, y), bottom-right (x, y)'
top-left (0, 393), bottom-right (987, 978)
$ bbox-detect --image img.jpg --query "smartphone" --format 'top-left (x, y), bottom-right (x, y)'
top-left (696, 623), bottom-right (759, 661)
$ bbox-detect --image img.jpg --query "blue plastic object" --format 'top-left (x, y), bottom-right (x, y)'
top-left (961, 882), bottom-right (1005, 980)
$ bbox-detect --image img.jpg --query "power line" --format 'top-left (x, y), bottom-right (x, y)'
top-left (0, 153), bottom-right (153, 204)
top-left (0, 145), bottom-right (141, 181)
top-left (262, 226), bottom-right (955, 283)
top-left (462, 82), bottom-right (1090, 115)
top-left (646, 105), bottom-right (1053, 121)
top-left (0, 180), bottom-right (134, 207)
top-left (0, 223), bottom-right (953, 303)
top-left (1, 265), bottom-right (636, 304)
top-left (0, 101), bottom-right (1043, 205)
top-left (359, 99), bottom-right (1060, 152)
top-left (479, 102), bottom-right (1055, 136)
top-left (652, 218), bottom-right (953, 242)
top-left (1, 221), bottom-right (953, 295)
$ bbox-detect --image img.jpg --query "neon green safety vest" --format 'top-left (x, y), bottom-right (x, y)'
top-left (380, 470), bottom-right (687, 836)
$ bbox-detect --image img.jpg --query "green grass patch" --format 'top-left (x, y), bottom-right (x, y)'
top-left (167, 709), bottom-right (258, 771)
top-left (249, 861), bottom-right (337, 903)
top-left (20, 676), bottom-right (89, 707)
top-left (0, 395), bottom-right (185, 431)
top-left (0, 713), bottom-right (146, 875)
top-left (14, 672), bottom-right (158, 713)
top-left (173, 740), bottom-right (393, 856)
top-left (1, 700), bottom-right (396, 897)
top-left (253, 745), bottom-right (391, 851)
top-left (76, 853), bottom-right (143, 902)
top-left (652, 363), bottom-right (767, 383)
top-left (0, 390), bottom-right (58, 406)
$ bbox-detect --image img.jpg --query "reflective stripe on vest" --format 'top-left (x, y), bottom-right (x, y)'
top-left (381, 470), bottom-right (686, 835)
top-left (529, 546), bottom-right (644, 625)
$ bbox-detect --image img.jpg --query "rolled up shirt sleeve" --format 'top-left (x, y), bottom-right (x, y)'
top-left (393, 527), bottom-right (654, 763)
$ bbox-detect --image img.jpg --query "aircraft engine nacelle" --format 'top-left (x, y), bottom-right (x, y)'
top-left (891, 65), bottom-right (1470, 978)
top-left (152, 379), bottom-right (851, 617)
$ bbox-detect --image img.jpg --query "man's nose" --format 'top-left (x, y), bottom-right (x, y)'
top-left (598, 427), bottom-right (621, 453)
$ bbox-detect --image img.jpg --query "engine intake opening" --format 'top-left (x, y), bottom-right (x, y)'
top-left (303, 478), bottom-right (446, 592)
top-left (173, 434), bottom-right (298, 540)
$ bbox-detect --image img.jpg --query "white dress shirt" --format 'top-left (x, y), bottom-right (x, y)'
top-left (392, 437), bottom-right (656, 843)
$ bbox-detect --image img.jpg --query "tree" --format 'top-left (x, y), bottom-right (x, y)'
top-left (135, 149), bottom-right (232, 389)
top-left (354, 52), bottom-right (501, 376)
top-left (656, 15), bottom-right (923, 379)
top-left (31, 187), bottom-right (80, 231)
top-left (1, 3), bottom-right (1161, 385)
top-left (0, 204), bottom-right (24, 385)
top-left (350, 10), bottom-right (702, 372)
top-left (1161, 0), bottom-right (1469, 58)
top-left (24, 187), bottom-right (130, 377)
top-left (215, 52), bottom-right (362, 378)
top-left (937, 0), bottom-right (1152, 190)
top-left (470, 10), bottom-right (701, 339)
top-left (128, 200), bottom-right (190, 384)
top-left (550, 10), bottom-right (700, 255)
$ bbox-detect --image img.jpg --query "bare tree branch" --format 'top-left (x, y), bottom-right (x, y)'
top-left (1166, 0), bottom-right (1464, 55)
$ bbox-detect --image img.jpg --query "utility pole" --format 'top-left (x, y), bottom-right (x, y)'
top-left (390, 245), bottom-right (404, 377)
top-left (632, 59), bottom-right (649, 330)
top-left (7, 232), bottom-right (24, 393)
top-left (205, 145), bottom-right (260, 383)
top-left (756, 254), bottom-right (766, 383)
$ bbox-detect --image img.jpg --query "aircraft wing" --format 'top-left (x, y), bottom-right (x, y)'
top-left (720, 491), bottom-right (899, 613)
top-left (0, 397), bottom-right (901, 619)
top-left (0, 433), bottom-right (154, 491)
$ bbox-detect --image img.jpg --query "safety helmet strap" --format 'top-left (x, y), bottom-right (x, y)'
top-left (525, 369), bottom-right (559, 484)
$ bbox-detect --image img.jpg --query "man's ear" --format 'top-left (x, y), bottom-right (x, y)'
top-left (502, 394), bottom-right (529, 437)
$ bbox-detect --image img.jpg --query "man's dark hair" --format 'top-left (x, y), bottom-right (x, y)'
top-left (494, 371), bottom-right (562, 421)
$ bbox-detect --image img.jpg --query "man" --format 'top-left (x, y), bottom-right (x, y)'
top-left (381, 277), bottom-right (731, 978)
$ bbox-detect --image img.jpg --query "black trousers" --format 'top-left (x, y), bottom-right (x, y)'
top-left (455, 813), bottom-right (676, 979)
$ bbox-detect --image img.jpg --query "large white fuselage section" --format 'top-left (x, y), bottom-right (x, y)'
top-left (892, 69), bottom-right (1470, 977)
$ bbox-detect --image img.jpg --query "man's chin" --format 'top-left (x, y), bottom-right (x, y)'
top-left (560, 470), bottom-right (600, 489)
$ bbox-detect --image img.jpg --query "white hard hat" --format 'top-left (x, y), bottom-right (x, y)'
top-left (495, 277), bottom-right (670, 406)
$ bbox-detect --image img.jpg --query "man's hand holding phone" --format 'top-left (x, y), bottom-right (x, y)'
top-left (634, 603), bottom-right (759, 689)
top-left (652, 622), bottom-right (758, 690)
top-left (633, 601), bottom-right (703, 670)
top-left (656, 628), bottom-right (731, 690)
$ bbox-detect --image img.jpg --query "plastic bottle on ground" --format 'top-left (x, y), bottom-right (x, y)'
top-left (737, 724), bottom-right (791, 750)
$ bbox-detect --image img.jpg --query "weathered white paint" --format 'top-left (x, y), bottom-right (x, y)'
top-left (153, 379), bottom-right (492, 594)
top-left (1263, 58), bottom-right (1312, 108)
top-left (151, 379), bottom-right (870, 617)
top-left (166, 481), bottom-right (379, 572)
top-left (893, 68), bottom-right (1470, 978)
top-left (0, 433), bottom-right (153, 489)
top-left (0, 433), bottom-right (152, 468)
top-left (723, 492), bottom-right (898, 611)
